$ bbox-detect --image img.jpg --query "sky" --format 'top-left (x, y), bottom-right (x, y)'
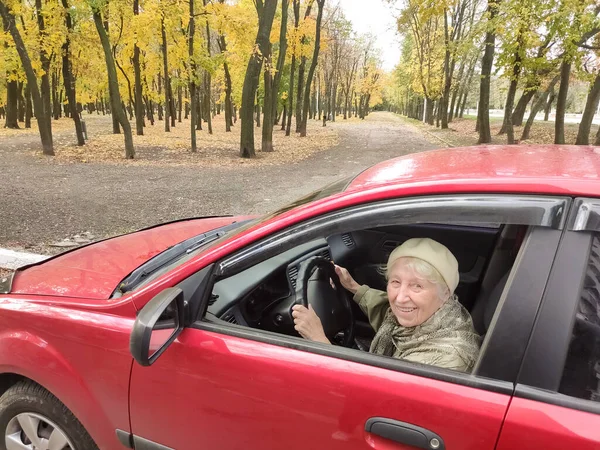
top-left (337, 0), bottom-right (402, 72)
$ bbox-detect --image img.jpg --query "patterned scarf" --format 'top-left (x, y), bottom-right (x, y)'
top-left (370, 297), bottom-right (481, 371)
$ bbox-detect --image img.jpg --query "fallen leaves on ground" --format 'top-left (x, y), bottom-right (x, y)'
top-left (20, 114), bottom-right (339, 167)
top-left (0, 117), bottom-right (76, 137)
top-left (403, 115), bottom-right (588, 148)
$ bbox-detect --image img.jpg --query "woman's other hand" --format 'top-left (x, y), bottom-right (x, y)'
top-left (291, 304), bottom-right (330, 344)
top-left (334, 264), bottom-right (361, 294)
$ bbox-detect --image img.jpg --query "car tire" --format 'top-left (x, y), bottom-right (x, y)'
top-left (0, 380), bottom-right (98, 450)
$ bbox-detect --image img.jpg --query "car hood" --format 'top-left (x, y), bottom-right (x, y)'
top-left (9, 216), bottom-right (251, 300)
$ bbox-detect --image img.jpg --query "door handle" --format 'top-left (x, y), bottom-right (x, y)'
top-left (365, 417), bottom-right (445, 450)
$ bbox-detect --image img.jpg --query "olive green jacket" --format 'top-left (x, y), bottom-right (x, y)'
top-left (353, 285), bottom-right (481, 372)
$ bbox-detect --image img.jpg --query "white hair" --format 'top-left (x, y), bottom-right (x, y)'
top-left (382, 256), bottom-right (453, 302)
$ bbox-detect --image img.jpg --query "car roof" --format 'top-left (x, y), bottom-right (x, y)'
top-left (346, 145), bottom-right (600, 195)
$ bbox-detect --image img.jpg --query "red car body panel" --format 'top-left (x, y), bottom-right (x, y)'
top-left (10, 216), bottom-right (248, 300)
top-left (348, 145), bottom-right (600, 192)
top-left (0, 295), bottom-right (136, 449)
top-left (495, 397), bottom-right (600, 449)
top-left (2, 145), bottom-right (600, 449)
top-left (130, 328), bottom-right (511, 450)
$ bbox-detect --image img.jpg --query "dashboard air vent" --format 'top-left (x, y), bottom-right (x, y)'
top-left (341, 233), bottom-right (355, 247)
top-left (320, 249), bottom-right (331, 260)
top-left (222, 312), bottom-right (238, 325)
top-left (288, 265), bottom-right (299, 289)
top-left (383, 240), bottom-right (399, 252)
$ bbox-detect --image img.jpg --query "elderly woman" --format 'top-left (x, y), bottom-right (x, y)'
top-left (292, 237), bottom-right (481, 372)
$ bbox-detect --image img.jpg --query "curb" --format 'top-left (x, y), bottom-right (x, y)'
top-left (0, 248), bottom-right (48, 270)
top-left (422, 129), bottom-right (455, 148)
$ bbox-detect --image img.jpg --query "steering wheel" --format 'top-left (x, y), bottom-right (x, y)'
top-left (291, 256), bottom-right (355, 347)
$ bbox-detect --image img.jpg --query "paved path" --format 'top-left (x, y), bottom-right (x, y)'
top-left (0, 112), bottom-right (438, 253)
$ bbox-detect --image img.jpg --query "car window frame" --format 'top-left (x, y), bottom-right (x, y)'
top-left (188, 194), bottom-right (570, 393)
top-left (516, 197), bottom-right (600, 416)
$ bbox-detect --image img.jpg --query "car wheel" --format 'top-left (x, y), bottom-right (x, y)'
top-left (0, 380), bottom-right (98, 450)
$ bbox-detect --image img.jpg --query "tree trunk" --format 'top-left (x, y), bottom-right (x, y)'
top-left (511, 88), bottom-right (535, 126)
top-left (185, 88), bottom-right (189, 118)
top-left (440, 9), bottom-right (451, 129)
top-left (299, 0), bottom-right (324, 137)
top-left (51, 73), bottom-right (60, 120)
top-left (331, 82), bottom-right (337, 122)
top-left (554, 60), bottom-right (571, 145)
top-left (24, 84), bottom-right (32, 128)
top-left (294, 2), bottom-right (313, 133)
top-left (0, 1), bottom-right (53, 153)
top-left (4, 79), bottom-right (19, 128)
top-left (61, 0), bottom-right (84, 145)
top-left (145, 97), bottom-right (155, 125)
top-left (169, 82), bottom-right (176, 127)
top-left (255, 90), bottom-right (261, 127)
top-left (196, 89), bottom-right (202, 131)
top-left (281, 104), bottom-right (286, 130)
top-left (449, 60), bottom-right (466, 122)
top-left (521, 74), bottom-right (560, 141)
top-left (499, 44), bottom-right (523, 144)
top-left (99, 14), bottom-right (119, 133)
top-left (177, 85), bottom-right (182, 122)
top-left (161, 15), bottom-right (170, 132)
top-left (223, 61), bottom-right (233, 130)
top-left (262, 0), bottom-right (287, 152)
top-left (189, 0), bottom-right (197, 151)
top-left (203, 0), bottom-right (213, 134)
top-left (262, 43), bottom-right (275, 152)
top-left (285, 6), bottom-right (299, 136)
top-left (456, 54), bottom-right (476, 118)
top-left (240, 0), bottom-right (278, 158)
top-left (576, 73), bottom-right (600, 145)
top-left (92, 9), bottom-right (134, 158)
top-left (544, 91), bottom-right (554, 121)
top-left (312, 76), bottom-right (318, 120)
top-left (216, 3), bottom-right (233, 132)
top-left (17, 81), bottom-right (25, 122)
top-left (595, 122), bottom-right (600, 145)
top-left (133, 0), bottom-right (144, 135)
top-left (35, 0), bottom-right (53, 140)
top-left (425, 96), bottom-right (435, 125)
top-left (477, 0), bottom-right (500, 144)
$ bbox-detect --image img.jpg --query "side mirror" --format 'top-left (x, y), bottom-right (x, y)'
top-left (130, 287), bottom-right (185, 366)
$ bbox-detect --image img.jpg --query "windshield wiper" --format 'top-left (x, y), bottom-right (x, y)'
top-left (117, 233), bottom-right (221, 293)
top-left (115, 219), bottom-right (253, 295)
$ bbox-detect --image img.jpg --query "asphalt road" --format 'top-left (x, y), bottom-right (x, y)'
top-left (0, 112), bottom-right (438, 253)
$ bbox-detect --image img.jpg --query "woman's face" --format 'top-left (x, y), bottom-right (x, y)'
top-left (386, 259), bottom-right (446, 327)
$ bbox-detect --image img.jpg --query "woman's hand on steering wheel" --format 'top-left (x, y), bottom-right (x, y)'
top-left (333, 264), bottom-right (361, 295)
top-left (292, 304), bottom-right (331, 344)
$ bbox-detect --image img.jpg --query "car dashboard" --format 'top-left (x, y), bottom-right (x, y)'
top-left (208, 239), bottom-right (337, 327)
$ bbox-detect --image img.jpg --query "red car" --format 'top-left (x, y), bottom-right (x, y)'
top-left (1, 145), bottom-right (600, 450)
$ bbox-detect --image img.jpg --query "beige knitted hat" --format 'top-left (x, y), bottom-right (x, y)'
top-left (387, 238), bottom-right (460, 293)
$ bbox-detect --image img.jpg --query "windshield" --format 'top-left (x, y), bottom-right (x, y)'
top-left (210, 175), bottom-right (354, 242)
top-left (113, 176), bottom-right (353, 297)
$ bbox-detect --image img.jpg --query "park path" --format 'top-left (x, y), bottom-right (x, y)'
top-left (0, 112), bottom-right (438, 253)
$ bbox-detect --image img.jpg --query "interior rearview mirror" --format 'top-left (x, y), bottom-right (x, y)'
top-left (130, 287), bottom-right (185, 366)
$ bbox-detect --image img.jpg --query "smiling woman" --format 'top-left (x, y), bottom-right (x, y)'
top-left (294, 237), bottom-right (482, 372)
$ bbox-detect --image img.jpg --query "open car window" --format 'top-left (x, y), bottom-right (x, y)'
top-left (192, 194), bottom-right (569, 384)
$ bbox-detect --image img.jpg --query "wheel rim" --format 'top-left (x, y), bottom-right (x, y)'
top-left (5, 412), bottom-right (75, 450)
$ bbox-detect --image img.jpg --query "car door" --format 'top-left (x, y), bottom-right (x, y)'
top-left (496, 198), bottom-right (600, 450)
top-left (126, 194), bottom-right (567, 450)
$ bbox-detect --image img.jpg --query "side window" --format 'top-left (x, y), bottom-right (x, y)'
top-left (559, 234), bottom-right (600, 402)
